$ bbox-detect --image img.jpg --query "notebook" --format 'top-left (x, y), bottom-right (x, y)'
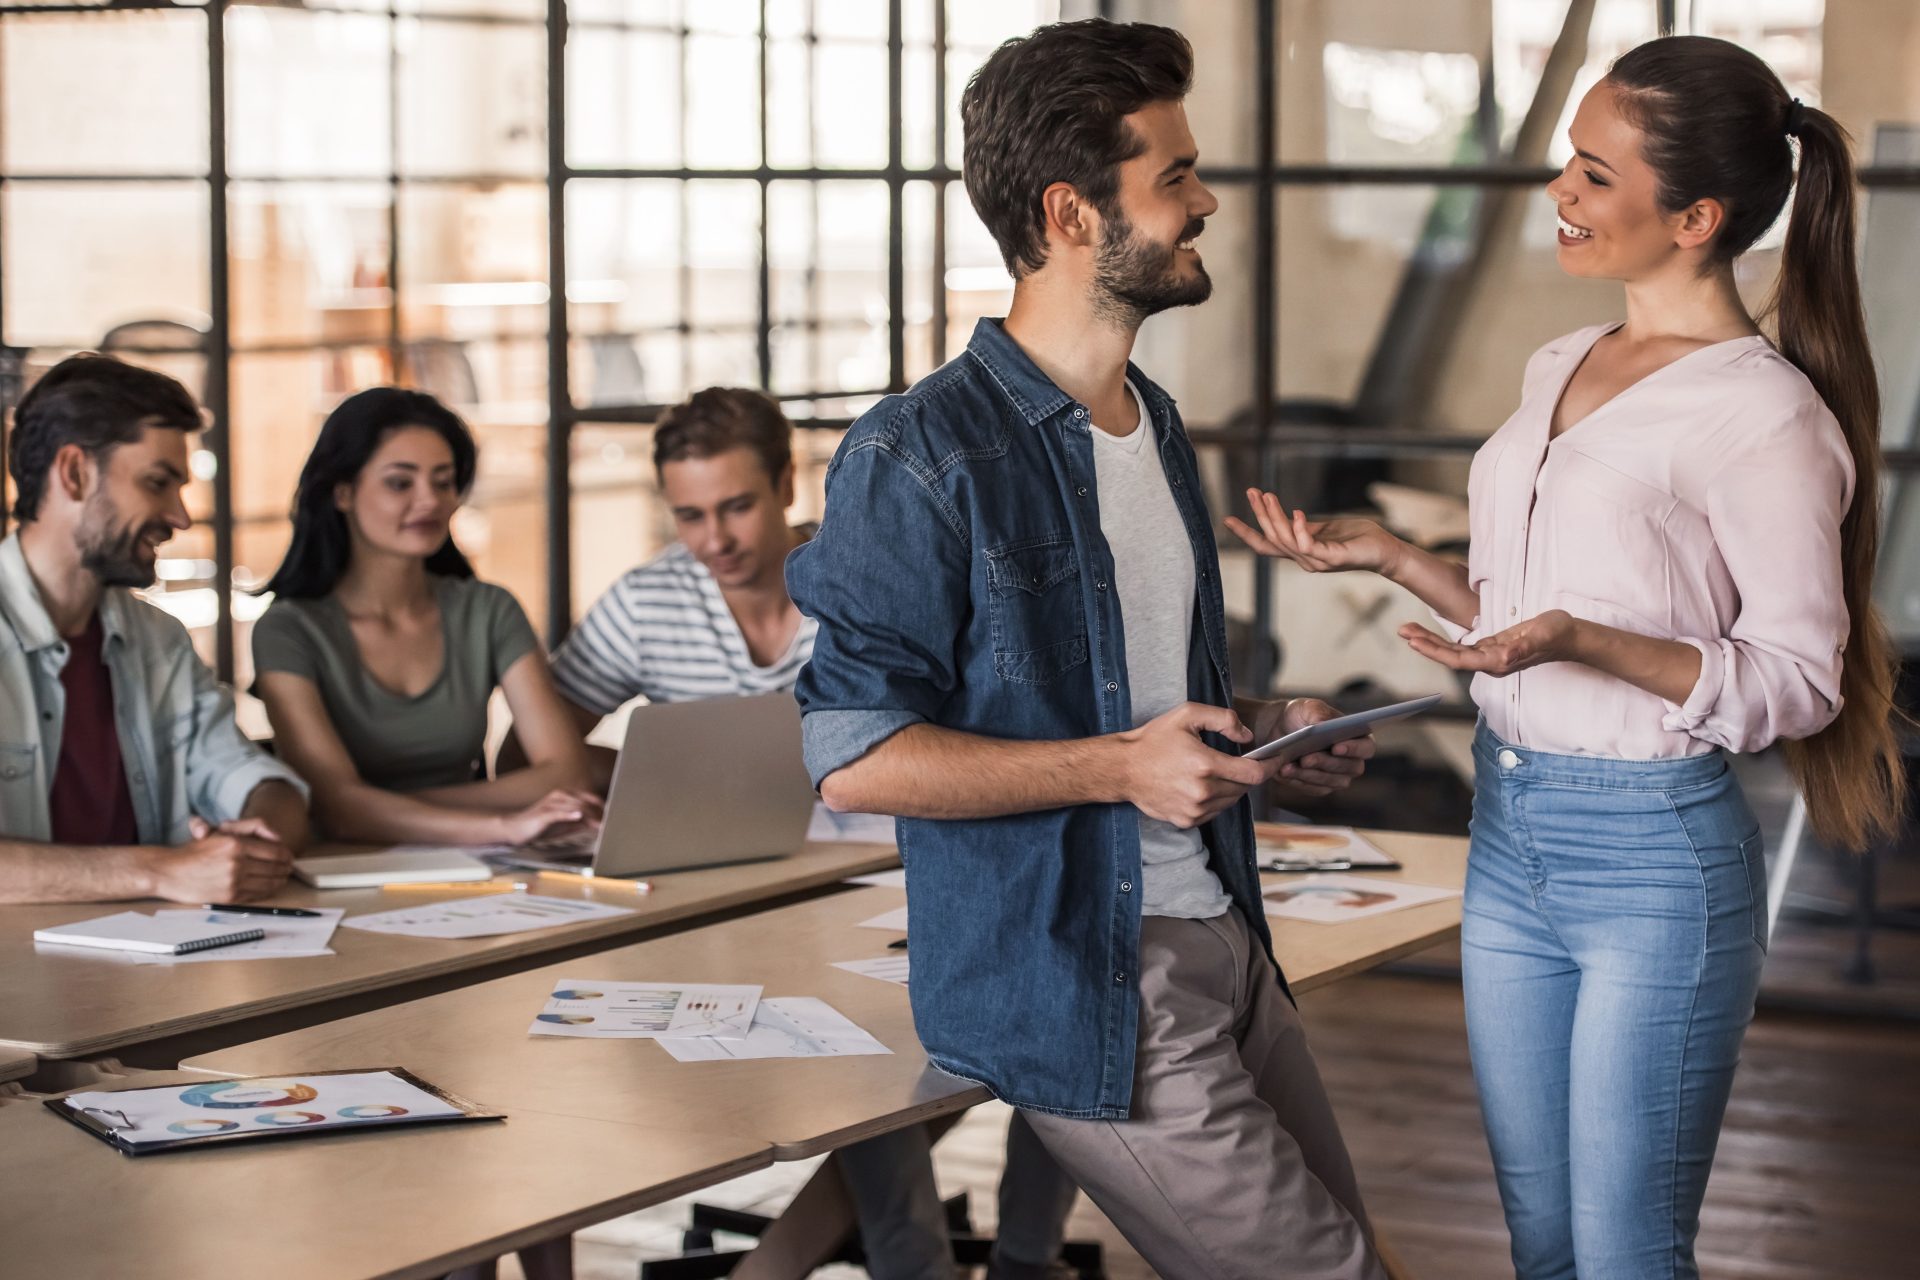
top-left (33, 911), bottom-right (264, 955)
top-left (293, 847), bottom-right (496, 888)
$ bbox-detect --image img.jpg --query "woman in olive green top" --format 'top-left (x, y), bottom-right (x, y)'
top-left (253, 387), bottom-right (598, 846)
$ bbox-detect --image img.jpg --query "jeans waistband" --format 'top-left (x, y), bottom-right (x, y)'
top-left (1473, 722), bottom-right (1725, 792)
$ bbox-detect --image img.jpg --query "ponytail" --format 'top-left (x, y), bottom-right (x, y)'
top-left (1763, 107), bottom-right (1907, 852)
top-left (1611, 36), bottom-right (1906, 851)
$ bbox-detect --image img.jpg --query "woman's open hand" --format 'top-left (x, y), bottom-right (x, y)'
top-left (1224, 488), bottom-right (1403, 576)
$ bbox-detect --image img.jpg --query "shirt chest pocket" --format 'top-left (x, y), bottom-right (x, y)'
top-left (0, 741), bottom-right (35, 783)
top-left (986, 537), bottom-right (1089, 685)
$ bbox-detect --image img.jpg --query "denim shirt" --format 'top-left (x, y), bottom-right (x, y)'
top-left (788, 318), bottom-right (1281, 1119)
top-left (0, 533), bottom-right (307, 843)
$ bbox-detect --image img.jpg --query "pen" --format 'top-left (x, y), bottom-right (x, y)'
top-left (202, 903), bottom-right (322, 917)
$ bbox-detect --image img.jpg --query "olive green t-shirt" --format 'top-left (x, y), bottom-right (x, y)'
top-left (251, 576), bottom-right (539, 794)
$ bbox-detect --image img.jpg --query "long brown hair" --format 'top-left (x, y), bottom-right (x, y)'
top-left (1610, 36), bottom-right (1904, 851)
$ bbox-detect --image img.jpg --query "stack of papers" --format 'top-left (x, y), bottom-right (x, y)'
top-left (343, 893), bottom-right (634, 940)
top-left (132, 908), bottom-right (344, 964)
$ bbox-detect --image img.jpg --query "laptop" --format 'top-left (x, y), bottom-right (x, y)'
top-left (501, 691), bottom-right (818, 878)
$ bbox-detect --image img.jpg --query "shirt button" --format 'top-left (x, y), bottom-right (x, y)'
top-left (1076, 486), bottom-right (1088, 496)
top-left (1114, 971), bottom-right (1126, 984)
top-left (1072, 408), bottom-right (1085, 419)
top-left (1120, 880), bottom-right (1132, 893)
top-left (1509, 606), bottom-right (1518, 616)
top-left (1105, 681), bottom-right (1118, 693)
top-left (1096, 580), bottom-right (1108, 591)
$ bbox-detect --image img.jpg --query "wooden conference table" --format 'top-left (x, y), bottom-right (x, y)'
top-left (0, 1072), bottom-right (769, 1280)
top-left (0, 838), bottom-right (898, 1067)
top-left (165, 827), bottom-right (1468, 1279)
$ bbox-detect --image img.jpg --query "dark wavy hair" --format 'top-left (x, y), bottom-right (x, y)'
top-left (8, 353), bottom-right (201, 522)
top-left (258, 386), bottom-right (477, 600)
top-left (961, 18), bottom-right (1193, 277)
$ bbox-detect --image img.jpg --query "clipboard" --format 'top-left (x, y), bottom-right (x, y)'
top-left (45, 1067), bottom-right (504, 1157)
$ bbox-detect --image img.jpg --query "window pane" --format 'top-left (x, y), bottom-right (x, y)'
top-left (1, 13), bottom-right (209, 176)
top-left (397, 18), bottom-right (546, 179)
top-left (462, 416), bottom-right (549, 633)
top-left (685, 34), bottom-right (761, 168)
top-left (814, 40), bottom-right (889, 168)
top-left (813, 0), bottom-right (886, 41)
top-left (571, 423), bottom-right (668, 618)
top-left (686, 180), bottom-right (761, 327)
top-left (567, 178), bottom-right (685, 407)
top-left (2, 183), bottom-right (210, 348)
top-left (1274, 0), bottom-right (1665, 168)
top-left (568, 29), bottom-right (682, 169)
top-left (904, 180), bottom-right (938, 380)
top-left (398, 183), bottom-right (549, 411)
top-left (231, 183), bottom-right (394, 351)
top-left (228, 9), bottom-right (391, 179)
top-left (942, 180), bottom-right (1011, 359)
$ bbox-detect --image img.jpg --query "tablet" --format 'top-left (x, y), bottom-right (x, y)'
top-left (1245, 694), bottom-right (1444, 764)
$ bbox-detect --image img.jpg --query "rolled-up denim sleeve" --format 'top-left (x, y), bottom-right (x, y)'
top-left (185, 651), bottom-right (310, 823)
top-left (1661, 402), bottom-right (1853, 752)
top-left (787, 433), bottom-right (968, 789)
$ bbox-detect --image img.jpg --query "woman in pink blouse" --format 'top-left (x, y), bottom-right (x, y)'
top-left (1232, 36), bottom-right (1903, 1280)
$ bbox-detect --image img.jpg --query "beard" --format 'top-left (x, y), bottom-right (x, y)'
top-left (77, 492), bottom-right (167, 588)
top-left (1091, 211), bottom-right (1212, 328)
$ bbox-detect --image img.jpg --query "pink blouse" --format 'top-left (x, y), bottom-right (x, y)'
top-left (1444, 321), bottom-right (1854, 759)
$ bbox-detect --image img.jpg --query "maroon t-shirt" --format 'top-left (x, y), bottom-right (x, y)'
top-left (47, 614), bottom-right (140, 845)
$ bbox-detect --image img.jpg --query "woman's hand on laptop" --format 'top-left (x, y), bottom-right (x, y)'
top-left (496, 788), bottom-right (606, 845)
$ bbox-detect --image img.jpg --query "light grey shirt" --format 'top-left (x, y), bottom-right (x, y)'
top-left (0, 533), bottom-right (307, 844)
top-left (1093, 384), bottom-right (1232, 920)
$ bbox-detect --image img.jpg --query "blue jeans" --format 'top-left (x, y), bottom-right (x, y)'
top-left (1463, 726), bottom-right (1767, 1280)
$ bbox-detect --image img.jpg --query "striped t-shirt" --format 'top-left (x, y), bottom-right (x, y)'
top-left (550, 539), bottom-right (817, 712)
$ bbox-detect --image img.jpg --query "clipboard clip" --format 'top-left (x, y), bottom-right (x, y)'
top-left (80, 1105), bottom-right (137, 1132)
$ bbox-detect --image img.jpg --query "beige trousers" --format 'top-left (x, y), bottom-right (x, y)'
top-left (1021, 909), bottom-right (1385, 1280)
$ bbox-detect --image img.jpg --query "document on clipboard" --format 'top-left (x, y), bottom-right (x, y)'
top-left (46, 1068), bottom-right (501, 1156)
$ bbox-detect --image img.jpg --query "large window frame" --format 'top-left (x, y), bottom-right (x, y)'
top-left (3, 0), bottom-right (1916, 694)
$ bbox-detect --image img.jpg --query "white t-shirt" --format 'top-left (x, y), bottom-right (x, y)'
top-left (1092, 383), bottom-right (1232, 920)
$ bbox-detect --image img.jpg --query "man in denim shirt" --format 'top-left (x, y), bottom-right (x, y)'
top-left (790, 21), bottom-right (1385, 1280)
top-left (0, 355), bottom-right (309, 904)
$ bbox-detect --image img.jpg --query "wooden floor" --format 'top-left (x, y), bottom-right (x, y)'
top-left (535, 957), bottom-right (1918, 1280)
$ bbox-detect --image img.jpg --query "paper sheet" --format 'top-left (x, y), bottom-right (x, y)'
top-left (1259, 874), bottom-right (1459, 923)
top-left (132, 908), bottom-right (344, 964)
top-left (528, 978), bottom-right (761, 1039)
top-left (64, 1071), bottom-right (465, 1146)
top-left (658, 997), bottom-right (893, 1062)
top-left (844, 869), bottom-right (907, 889)
top-left (856, 906), bottom-right (910, 932)
top-left (808, 804), bottom-right (898, 845)
top-left (342, 893), bottom-right (633, 939)
top-left (832, 954), bottom-right (910, 987)
top-left (1256, 826), bottom-right (1399, 869)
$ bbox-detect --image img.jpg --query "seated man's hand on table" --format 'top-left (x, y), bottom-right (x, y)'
top-left (139, 816), bottom-right (295, 903)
